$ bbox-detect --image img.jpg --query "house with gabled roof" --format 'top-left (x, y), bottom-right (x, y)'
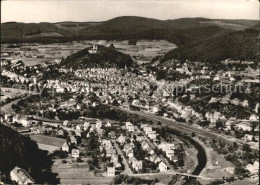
top-left (108, 131), bottom-right (116, 138)
top-left (123, 143), bottom-right (133, 152)
top-left (70, 136), bottom-right (77, 145)
top-left (76, 125), bottom-right (83, 131)
top-left (61, 142), bottom-right (70, 152)
top-left (147, 132), bottom-right (157, 140)
top-left (101, 139), bottom-right (112, 149)
top-left (75, 131), bottom-right (82, 137)
top-left (127, 125), bottom-right (135, 132)
top-left (125, 122), bottom-right (133, 129)
top-left (140, 124), bottom-right (148, 129)
top-left (107, 166), bottom-right (115, 176)
top-left (129, 156), bottom-right (137, 164)
top-left (63, 120), bottom-right (71, 126)
top-left (159, 143), bottom-right (176, 152)
top-left (147, 147), bottom-right (155, 155)
top-left (143, 126), bottom-right (153, 134)
top-left (96, 120), bottom-right (102, 130)
top-left (71, 149), bottom-right (80, 158)
top-left (141, 141), bottom-right (150, 150)
top-left (159, 161), bottom-right (168, 172)
top-left (13, 115), bottom-right (30, 127)
top-left (132, 160), bottom-right (143, 171)
top-left (106, 148), bottom-right (116, 157)
top-left (105, 121), bottom-right (112, 127)
top-left (165, 149), bottom-right (175, 161)
top-left (136, 135), bottom-right (145, 142)
top-left (150, 154), bottom-right (161, 164)
top-left (83, 122), bottom-right (90, 130)
top-left (117, 135), bottom-right (126, 145)
top-left (111, 154), bottom-right (118, 163)
top-left (125, 147), bottom-right (134, 158)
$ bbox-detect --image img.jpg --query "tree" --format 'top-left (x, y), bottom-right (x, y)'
top-left (215, 120), bottom-right (223, 129)
top-left (242, 144), bottom-right (251, 152)
top-left (235, 168), bottom-right (249, 177)
top-left (156, 70), bottom-right (167, 80)
top-left (92, 156), bottom-right (99, 167)
top-left (233, 142), bottom-right (238, 150)
top-left (0, 125), bottom-right (58, 184)
top-left (76, 158), bottom-right (83, 163)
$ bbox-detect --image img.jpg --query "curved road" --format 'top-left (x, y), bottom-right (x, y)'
top-left (1, 96), bottom-right (27, 114)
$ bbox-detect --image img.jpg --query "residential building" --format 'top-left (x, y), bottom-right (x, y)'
top-left (149, 154), bottom-right (161, 163)
top-left (141, 141), bottom-right (150, 150)
top-left (244, 134), bottom-right (254, 142)
top-left (128, 125), bottom-right (135, 132)
top-left (159, 161), bottom-right (168, 172)
top-left (106, 121), bottom-right (112, 127)
top-left (102, 139), bottom-right (112, 149)
top-left (96, 120), bottom-right (102, 130)
top-left (117, 135), bottom-right (126, 145)
top-left (61, 142), bottom-right (70, 152)
top-left (70, 136), bottom-right (77, 145)
top-left (129, 156), bottom-right (137, 164)
top-left (132, 160), bottom-right (143, 171)
top-left (106, 148), bottom-right (116, 157)
top-left (107, 167), bottom-right (115, 176)
top-left (13, 115), bottom-right (30, 127)
top-left (147, 132), bottom-right (157, 140)
top-left (71, 149), bottom-right (80, 158)
top-left (10, 166), bottom-right (35, 184)
top-left (126, 148), bottom-right (134, 158)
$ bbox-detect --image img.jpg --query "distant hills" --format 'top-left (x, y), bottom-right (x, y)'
top-left (60, 45), bottom-right (133, 69)
top-left (2, 16), bottom-right (258, 45)
top-left (2, 16), bottom-right (259, 63)
top-left (161, 28), bottom-right (259, 63)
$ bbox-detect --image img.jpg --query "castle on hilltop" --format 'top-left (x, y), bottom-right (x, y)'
top-left (88, 45), bottom-right (99, 54)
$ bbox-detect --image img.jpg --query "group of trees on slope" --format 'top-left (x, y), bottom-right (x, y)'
top-left (0, 124), bottom-right (59, 183)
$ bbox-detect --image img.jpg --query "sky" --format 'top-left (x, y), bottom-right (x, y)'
top-left (1, 0), bottom-right (259, 23)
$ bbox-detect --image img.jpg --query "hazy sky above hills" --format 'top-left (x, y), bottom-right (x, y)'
top-left (2, 0), bottom-right (259, 23)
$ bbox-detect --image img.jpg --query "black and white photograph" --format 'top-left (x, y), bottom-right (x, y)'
top-left (0, 0), bottom-right (259, 184)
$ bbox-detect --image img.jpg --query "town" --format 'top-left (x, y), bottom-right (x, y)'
top-left (0, 40), bottom-right (259, 185)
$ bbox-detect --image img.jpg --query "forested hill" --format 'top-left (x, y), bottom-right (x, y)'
top-left (0, 124), bottom-right (58, 183)
top-left (60, 45), bottom-right (133, 69)
top-left (2, 16), bottom-right (258, 45)
top-left (160, 28), bottom-right (260, 63)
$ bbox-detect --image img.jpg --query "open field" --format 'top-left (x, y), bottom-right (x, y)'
top-left (1, 42), bottom-right (88, 66)
top-left (1, 87), bottom-right (27, 98)
top-left (131, 173), bottom-right (175, 185)
top-left (1, 87), bottom-right (28, 104)
top-left (89, 40), bottom-right (176, 60)
top-left (52, 158), bottom-right (115, 184)
top-left (30, 135), bottom-right (65, 153)
top-left (2, 40), bottom-right (176, 66)
top-left (37, 143), bottom-right (61, 153)
top-left (196, 137), bottom-right (235, 179)
top-left (1, 97), bottom-right (27, 114)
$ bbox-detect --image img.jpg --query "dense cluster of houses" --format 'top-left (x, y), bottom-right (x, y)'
top-left (2, 54), bottom-right (259, 144)
top-left (116, 122), bottom-right (178, 173)
top-left (100, 139), bottom-right (122, 176)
